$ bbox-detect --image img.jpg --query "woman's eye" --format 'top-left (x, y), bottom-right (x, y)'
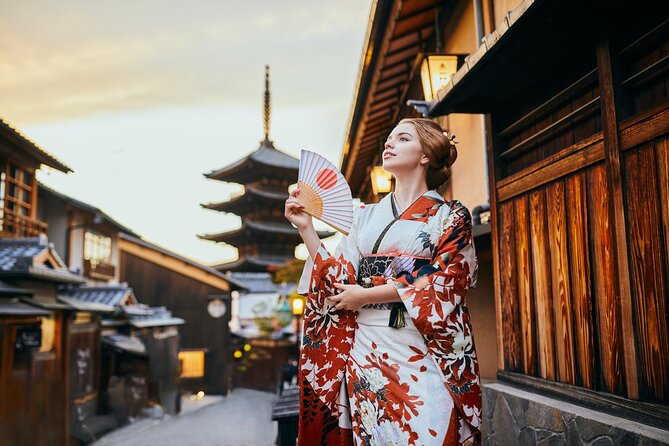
top-left (399, 137), bottom-right (408, 142)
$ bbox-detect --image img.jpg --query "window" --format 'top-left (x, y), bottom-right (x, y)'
top-left (5, 162), bottom-right (33, 216)
top-left (178, 350), bottom-right (205, 378)
top-left (84, 231), bottom-right (112, 266)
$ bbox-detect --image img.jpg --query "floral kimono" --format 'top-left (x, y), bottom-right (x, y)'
top-left (297, 190), bottom-right (481, 446)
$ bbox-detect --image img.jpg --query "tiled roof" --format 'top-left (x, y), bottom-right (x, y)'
top-left (58, 284), bottom-right (135, 308)
top-left (102, 334), bottom-right (146, 355)
top-left (0, 280), bottom-right (32, 296)
top-left (226, 272), bottom-right (295, 295)
top-left (214, 255), bottom-right (294, 273)
top-left (199, 220), bottom-right (333, 243)
top-left (205, 138), bottom-right (299, 182)
top-left (129, 306), bottom-right (184, 328)
top-left (0, 300), bottom-right (51, 316)
top-left (0, 237), bottom-right (86, 284)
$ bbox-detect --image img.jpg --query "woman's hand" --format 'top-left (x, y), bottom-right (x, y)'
top-left (284, 189), bottom-right (313, 230)
top-left (328, 283), bottom-right (367, 311)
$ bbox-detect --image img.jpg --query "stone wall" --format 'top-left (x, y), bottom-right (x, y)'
top-left (481, 383), bottom-right (669, 445)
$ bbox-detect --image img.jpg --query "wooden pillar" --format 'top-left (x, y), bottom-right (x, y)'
top-left (595, 35), bottom-right (639, 400)
top-left (485, 113), bottom-right (505, 370)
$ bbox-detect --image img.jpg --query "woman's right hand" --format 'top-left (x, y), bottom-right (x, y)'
top-left (285, 189), bottom-right (313, 231)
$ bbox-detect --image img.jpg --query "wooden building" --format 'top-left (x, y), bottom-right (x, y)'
top-left (341, 0), bottom-right (498, 380)
top-left (60, 284), bottom-right (184, 424)
top-left (342, 0), bottom-right (669, 442)
top-left (0, 236), bottom-right (113, 446)
top-left (419, 0), bottom-right (669, 442)
top-left (118, 233), bottom-right (243, 395)
top-left (0, 118), bottom-right (72, 239)
top-left (200, 66), bottom-right (332, 272)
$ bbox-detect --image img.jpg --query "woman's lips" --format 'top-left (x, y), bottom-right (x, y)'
top-left (383, 152), bottom-right (396, 159)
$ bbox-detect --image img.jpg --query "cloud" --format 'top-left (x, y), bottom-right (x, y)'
top-left (0, 0), bottom-right (372, 124)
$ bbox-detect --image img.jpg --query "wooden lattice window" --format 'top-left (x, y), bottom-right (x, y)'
top-left (3, 162), bottom-right (34, 217)
top-left (84, 231), bottom-right (112, 265)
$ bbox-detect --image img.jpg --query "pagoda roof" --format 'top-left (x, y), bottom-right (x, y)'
top-left (198, 220), bottom-right (333, 244)
top-left (214, 255), bottom-right (295, 273)
top-left (201, 185), bottom-right (288, 213)
top-left (204, 138), bottom-right (299, 184)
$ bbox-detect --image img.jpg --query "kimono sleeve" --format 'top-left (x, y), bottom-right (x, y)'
top-left (297, 206), bottom-right (361, 420)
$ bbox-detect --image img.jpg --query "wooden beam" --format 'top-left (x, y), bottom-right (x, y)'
top-left (596, 35), bottom-right (639, 399)
top-left (497, 138), bottom-right (604, 202)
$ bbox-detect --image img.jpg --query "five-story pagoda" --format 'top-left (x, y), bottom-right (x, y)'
top-left (200, 66), bottom-right (332, 272)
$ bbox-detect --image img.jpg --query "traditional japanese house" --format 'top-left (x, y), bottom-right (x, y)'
top-left (420, 0), bottom-right (669, 442)
top-left (0, 118), bottom-right (72, 238)
top-left (199, 66), bottom-right (333, 273)
top-left (340, 0), bottom-right (498, 381)
top-left (118, 233), bottom-right (243, 395)
top-left (0, 236), bottom-right (116, 446)
top-left (61, 284), bottom-right (184, 424)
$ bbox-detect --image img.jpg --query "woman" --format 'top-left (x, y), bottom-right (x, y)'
top-left (285, 118), bottom-right (481, 446)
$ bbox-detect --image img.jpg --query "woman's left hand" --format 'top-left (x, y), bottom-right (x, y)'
top-left (328, 283), bottom-right (366, 311)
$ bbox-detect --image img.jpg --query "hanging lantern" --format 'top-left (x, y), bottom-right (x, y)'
top-left (370, 166), bottom-right (392, 196)
top-left (420, 55), bottom-right (459, 101)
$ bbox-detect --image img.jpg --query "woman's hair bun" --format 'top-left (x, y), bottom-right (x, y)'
top-left (397, 117), bottom-right (459, 190)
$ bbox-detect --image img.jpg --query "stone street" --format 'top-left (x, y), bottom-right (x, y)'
top-left (93, 389), bottom-right (277, 446)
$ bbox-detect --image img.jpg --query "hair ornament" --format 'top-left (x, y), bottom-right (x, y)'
top-left (442, 130), bottom-right (458, 144)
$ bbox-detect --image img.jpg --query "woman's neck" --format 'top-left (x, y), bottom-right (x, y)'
top-left (392, 176), bottom-right (429, 213)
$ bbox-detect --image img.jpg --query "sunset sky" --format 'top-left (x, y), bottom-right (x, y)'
top-left (0, 0), bottom-right (372, 264)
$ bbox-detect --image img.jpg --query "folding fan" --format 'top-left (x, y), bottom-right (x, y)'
top-left (297, 149), bottom-right (354, 235)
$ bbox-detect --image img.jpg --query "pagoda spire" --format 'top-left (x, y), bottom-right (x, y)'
top-left (263, 65), bottom-right (271, 141)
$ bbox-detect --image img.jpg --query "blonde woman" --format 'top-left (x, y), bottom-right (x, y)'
top-left (285, 118), bottom-right (481, 446)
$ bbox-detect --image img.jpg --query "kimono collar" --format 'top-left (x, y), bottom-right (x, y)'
top-left (385, 190), bottom-right (445, 219)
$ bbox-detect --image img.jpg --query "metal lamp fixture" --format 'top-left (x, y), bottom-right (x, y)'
top-left (370, 166), bottom-right (393, 196)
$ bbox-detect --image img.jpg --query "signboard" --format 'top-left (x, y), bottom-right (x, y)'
top-left (15, 326), bottom-right (42, 350)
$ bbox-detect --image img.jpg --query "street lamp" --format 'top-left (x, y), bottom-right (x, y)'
top-left (291, 294), bottom-right (305, 316)
top-left (370, 166), bottom-right (392, 196)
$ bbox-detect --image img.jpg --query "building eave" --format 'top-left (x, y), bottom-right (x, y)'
top-left (0, 118), bottom-right (73, 173)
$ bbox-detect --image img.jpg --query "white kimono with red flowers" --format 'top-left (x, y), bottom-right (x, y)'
top-left (297, 190), bottom-right (481, 446)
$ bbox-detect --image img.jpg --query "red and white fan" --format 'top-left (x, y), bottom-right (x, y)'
top-left (297, 149), bottom-right (354, 235)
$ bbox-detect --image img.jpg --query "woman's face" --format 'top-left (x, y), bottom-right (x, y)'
top-left (382, 122), bottom-right (428, 175)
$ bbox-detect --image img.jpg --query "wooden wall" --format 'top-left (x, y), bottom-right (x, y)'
top-left (120, 252), bottom-right (232, 395)
top-left (488, 17), bottom-right (669, 404)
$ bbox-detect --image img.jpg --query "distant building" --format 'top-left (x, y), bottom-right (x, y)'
top-left (118, 233), bottom-right (243, 395)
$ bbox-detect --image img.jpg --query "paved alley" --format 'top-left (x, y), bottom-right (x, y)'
top-left (93, 389), bottom-right (278, 446)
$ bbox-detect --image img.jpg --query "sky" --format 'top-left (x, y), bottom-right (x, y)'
top-left (0, 0), bottom-right (373, 264)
